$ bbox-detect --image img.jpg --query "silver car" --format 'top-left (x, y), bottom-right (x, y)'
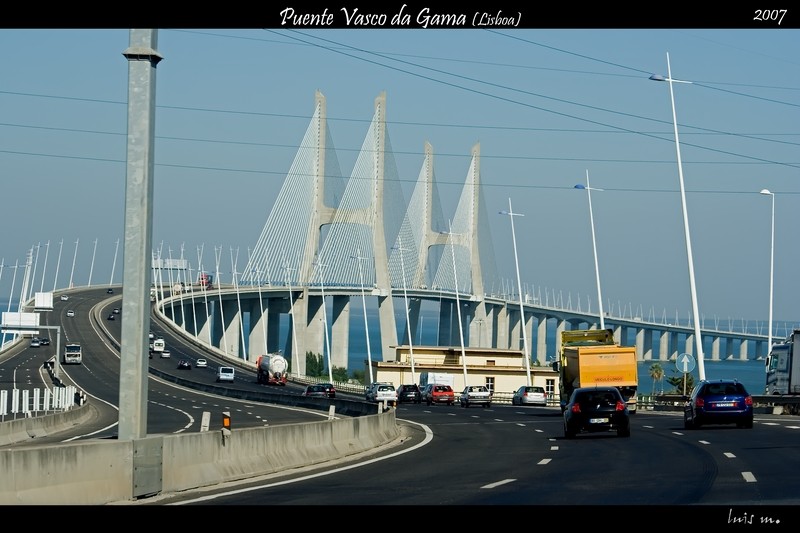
top-left (512, 385), bottom-right (548, 406)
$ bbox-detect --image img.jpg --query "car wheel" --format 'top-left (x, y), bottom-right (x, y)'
top-left (462, 401), bottom-right (468, 408)
top-left (426, 399), bottom-right (431, 406)
top-left (618, 427), bottom-right (631, 437)
top-left (564, 424), bottom-right (575, 439)
top-left (683, 412), bottom-right (695, 430)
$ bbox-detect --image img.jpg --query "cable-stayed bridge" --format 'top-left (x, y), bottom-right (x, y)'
top-left (147, 90), bottom-right (772, 376)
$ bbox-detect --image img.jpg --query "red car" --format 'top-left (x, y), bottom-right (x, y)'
top-left (422, 384), bottom-right (455, 406)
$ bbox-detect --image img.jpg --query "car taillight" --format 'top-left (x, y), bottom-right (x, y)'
top-left (695, 398), bottom-right (705, 408)
top-left (615, 401), bottom-right (626, 411)
top-left (570, 404), bottom-right (581, 413)
top-left (744, 396), bottom-right (753, 406)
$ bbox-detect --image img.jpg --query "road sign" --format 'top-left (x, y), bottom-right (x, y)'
top-left (676, 353), bottom-right (696, 374)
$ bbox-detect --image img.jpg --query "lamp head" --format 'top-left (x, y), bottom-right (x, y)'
top-left (649, 74), bottom-right (666, 82)
top-left (574, 184), bottom-right (586, 190)
top-left (760, 189), bottom-right (773, 196)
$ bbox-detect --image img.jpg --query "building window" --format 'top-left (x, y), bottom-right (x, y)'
top-left (486, 359), bottom-right (496, 366)
top-left (484, 376), bottom-right (495, 393)
top-left (545, 379), bottom-right (555, 399)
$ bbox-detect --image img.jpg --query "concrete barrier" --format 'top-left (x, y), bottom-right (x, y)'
top-left (0, 402), bottom-right (93, 447)
top-left (0, 407), bottom-right (399, 504)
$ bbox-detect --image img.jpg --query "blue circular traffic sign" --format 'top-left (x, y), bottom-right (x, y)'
top-left (676, 353), bottom-right (696, 374)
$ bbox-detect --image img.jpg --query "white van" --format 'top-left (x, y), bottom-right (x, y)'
top-left (216, 366), bottom-right (235, 383)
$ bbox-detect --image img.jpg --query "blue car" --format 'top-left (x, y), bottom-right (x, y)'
top-left (683, 379), bottom-right (753, 429)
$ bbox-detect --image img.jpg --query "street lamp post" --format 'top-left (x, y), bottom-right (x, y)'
top-left (109, 238), bottom-right (120, 286)
top-left (392, 236), bottom-right (416, 384)
top-left (574, 171), bottom-right (605, 330)
top-left (88, 238), bottom-right (98, 287)
top-left (440, 222), bottom-right (469, 387)
top-left (39, 241), bottom-right (50, 293)
top-left (69, 238), bottom-right (79, 289)
top-left (314, 258), bottom-right (334, 384)
top-left (499, 199), bottom-right (532, 386)
top-left (52, 239), bottom-right (63, 291)
top-left (760, 189), bottom-right (775, 354)
top-left (351, 249), bottom-right (374, 384)
top-left (650, 53), bottom-right (706, 380)
top-left (283, 258), bottom-right (299, 372)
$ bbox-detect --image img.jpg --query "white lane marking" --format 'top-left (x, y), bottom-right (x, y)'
top-left (482, 479), bottom-right (516, 489)
top-left (699, 440), bottom-right (711, 445)
top-left (550, 445), bottom-right (559, 451)
top-left (742, 472), bottom-right (757, 482)
top-left (724, 452), bottom-right (736, 458)
top-left (538, 458), bottom-right (552, 465)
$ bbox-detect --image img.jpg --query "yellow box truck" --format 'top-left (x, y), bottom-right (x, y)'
top-left (553, 329), bottom-right (638, 414)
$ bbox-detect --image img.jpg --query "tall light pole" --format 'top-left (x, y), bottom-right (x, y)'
top-left (392, 236), bottom-right (416, 384)
top-left (574, 171), bottom-right (605, 330)
top-left (39, 241), bottom-right (50, 293)
top-left (2, 260), bottom-right (20, 346)
top-left (52, 238), bottom-right (63, 291)
top-left (198, 244), bottom-right (211, 346)
top-left (88, 238), bottom-right (98, 287)
top-left (214, 245), bottom-right (228, 356)
top-left (109, 238), bottom-right (120, 286)
top-left (440, 222), bottom-right (469, 387)
top-left (760, 188), bottom-right (775, 354)
top-left (351, 249), bottom-right (374, 385)
top-left (283, 257), bottom-right (299, 372)
top-left (314, 257), bottom-right (334, 384)
top-left (650, 53), bottom-right (706, 380)
top-left (68, 238), bottom-right (79, 289)
top-left (29, 243), bottom-right (41, 303)
top-left (499, 199), bottom-right (532, 386)
top-left (230, 246), bottom-right (246, 360)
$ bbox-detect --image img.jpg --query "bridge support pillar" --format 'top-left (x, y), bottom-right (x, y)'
top-left (711, 335), bottom-right (721, 361)
top-left (331, 295), bottom-right (350, 369)
top-left (738, 338), bottom-right (749, 361)
top-left (248, 298), bottom-right (266, 361)
top-left (222, 299), bottom-right (242, 359)
top-left (636, 327), bottom-right (645, 361)
top-left (535, 315), bottom-right (547, 365)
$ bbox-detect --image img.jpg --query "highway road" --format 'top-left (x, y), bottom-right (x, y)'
top-left (0, 287), bottom-right (341, 447)
top-left (6, 288), bottom-right (800, 514)
top-left (132, 404), bottom-right (800, 511)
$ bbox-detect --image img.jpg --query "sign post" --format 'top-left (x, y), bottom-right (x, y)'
top-left (676, 353), bottom-right (696, 396)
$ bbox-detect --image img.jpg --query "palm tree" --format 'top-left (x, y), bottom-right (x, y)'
top-left (648, 363), bottom-right (665, 395)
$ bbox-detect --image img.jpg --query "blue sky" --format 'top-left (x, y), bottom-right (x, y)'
top-left (0, 27), bottom-right (798, 329)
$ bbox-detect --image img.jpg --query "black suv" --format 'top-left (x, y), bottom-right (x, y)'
top-left (684, 379), bottom-right (753, 429)
top-left (396, 384), bottom-right (422, 404)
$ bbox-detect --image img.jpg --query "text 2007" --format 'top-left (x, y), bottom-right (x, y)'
top-left (754, 9), bottom-right (787, 25)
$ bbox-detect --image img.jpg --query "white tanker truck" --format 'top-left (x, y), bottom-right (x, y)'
top-left (256, 353), bottom-right (288, 386)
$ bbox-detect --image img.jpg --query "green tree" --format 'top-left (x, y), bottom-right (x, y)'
top-left (332, 366), bottom-right (348, 383)
top-left (305, 351), bottom-right (325, 377)
top-left (351, 369), bottom-right (365, 385)
top-left (666, 371), bottom-right (695, 395)
top-left (648, 363), bottom-right (665, 395)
